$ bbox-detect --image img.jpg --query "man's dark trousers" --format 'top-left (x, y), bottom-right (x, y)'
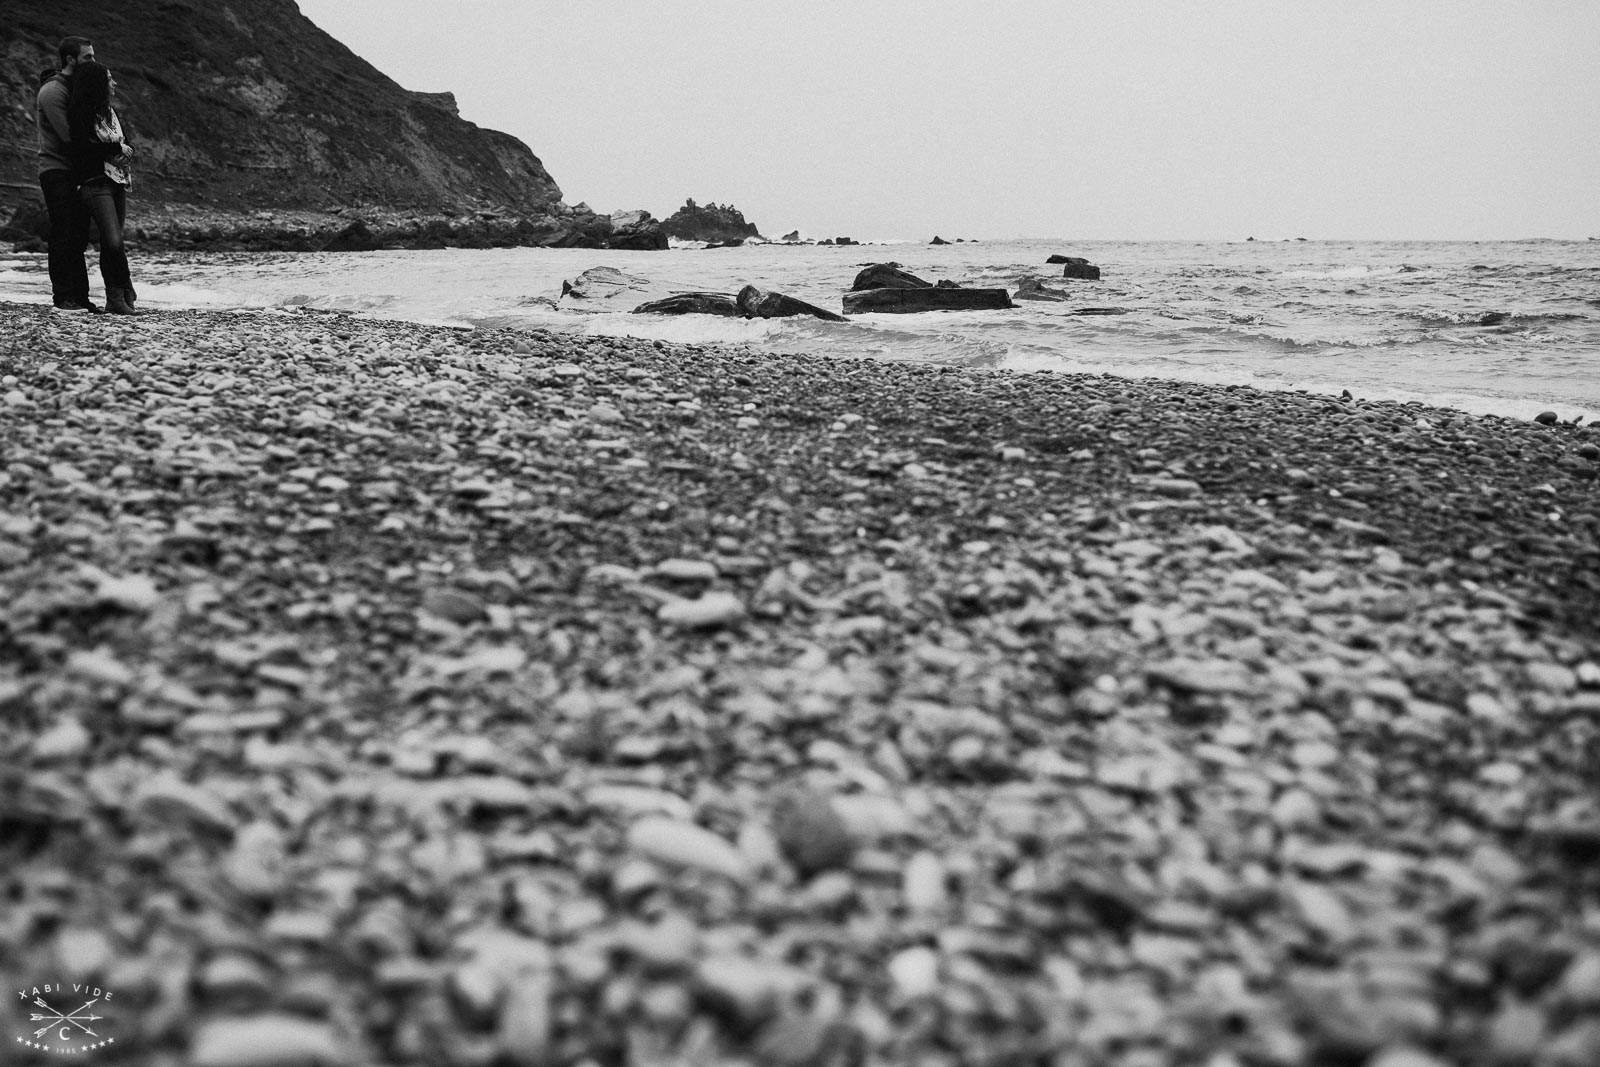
top-left (39, 169), bottom-right (91, 306)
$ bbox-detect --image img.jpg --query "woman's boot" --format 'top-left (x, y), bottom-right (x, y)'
top-left (106, 287), bottom-right (137, 315)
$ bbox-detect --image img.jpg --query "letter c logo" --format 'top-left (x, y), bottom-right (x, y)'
top-left (60, 1026), bottom-right (72, 1041)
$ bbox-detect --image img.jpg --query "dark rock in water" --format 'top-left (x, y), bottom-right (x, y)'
top-left (660, 199), bottom-right (762, 243)
top-left (834, 236), bottom-right (858, 246)
top-left (540, 229), bottom-right (603, 249)
top-left (1479, 312), bottom-right (1512, 326)
top-left (1534, 411), bottom-right (1560, 425)
top-left (1071, 307), bottom-right (1132, 316)
top-left (780, 230), bottom-right (801, 242)
top-left (736, 285), bottom-right (848, 322)
top-left (1014, 278), bottom-right (1072, 302)
top-left (702, 239), bottom-right (748, 249)
top-left (561, 266), bottom-right (651, 301)
top-left (1046, 255), bottom-right (1102, 280)
top-left (606, 209), bottom-right (667, 251)
top-left (321, 220), bottom-right (382, 252)
top-left (851, 263), bottom-right (933, 292)
top-left (930, 235), bottom-right (950, 245)
top-left (843, 287), bottom-right (1013, 314)
top-left (632, 293), bottom-right (741, 316)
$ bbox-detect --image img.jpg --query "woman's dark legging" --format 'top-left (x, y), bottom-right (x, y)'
top-left (80, 178), bottom-right (132, 292)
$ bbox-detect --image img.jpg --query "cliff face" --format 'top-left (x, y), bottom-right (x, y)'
top-left (1, 0), bottom-right (563, 217)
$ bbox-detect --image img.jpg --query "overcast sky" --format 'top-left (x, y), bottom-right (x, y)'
top-left (293, 0), bottom-right (1598, 242)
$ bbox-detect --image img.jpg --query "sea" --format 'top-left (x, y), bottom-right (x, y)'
top-left (2, 237), bottom-right (1596, 422)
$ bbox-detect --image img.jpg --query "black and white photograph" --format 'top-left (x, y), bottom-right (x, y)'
top-left (2, 2), bottom-right (1598, 1064)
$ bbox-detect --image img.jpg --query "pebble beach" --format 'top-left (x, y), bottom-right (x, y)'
top-left (4, 300), bottom-right (1600, 1066)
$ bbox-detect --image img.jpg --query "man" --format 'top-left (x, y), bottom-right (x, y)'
top-left (36, 36), bottom-right (98, 313)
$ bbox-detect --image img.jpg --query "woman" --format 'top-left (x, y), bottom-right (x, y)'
top-left (67, 60), bottom-right (138, 315)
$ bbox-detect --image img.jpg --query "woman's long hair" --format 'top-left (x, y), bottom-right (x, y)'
top-left (66, 60), bottom-right (114, 140)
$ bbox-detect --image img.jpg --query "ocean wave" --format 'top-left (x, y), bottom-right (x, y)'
top-left (1405, 309), bottom-right (1588, 328)
top-left (4, 237), bottom-right (1587, 421)
top-left (1278, 265), bottom-right (1403, 280)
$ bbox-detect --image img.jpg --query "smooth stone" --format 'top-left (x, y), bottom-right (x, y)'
top-left (902, 851), bottom-right (949, 913)
top-left (1487, 1001), bottom-right (1546, 1063)
top-left (888, 945), bottom-right (941, 998)
top-left (1286, 881), bottom-right (1356, 942)
top-left (198, 954), bottom-right (277, 1005)
top-left (496, 975), bottom-right (553, 1067)
top-left (618, 912), bottom-right (699, 971)
top-left (772, 790), bottom-right (856, 877)
top-left (694, 955), bottom-right (810, 1027)
top-left (421, 588), bottom-right (488, 624)
top-left (1526, 662), bottom-right (1578, 693)
top-left (32, 717), bottom-right (93, 760)
top-left (1534, 411), bottom-right (1559, 425)
top-left (55, 927), bottom-right (115, 975)
top-left (437, 776), bottom-right (540, 813)
top-left (654, 558), bottom-right (719, 582)
top-left (1554, 951), bottom-right (1600, 1009)
top-left (190, 1015), bottom-right (351, 1067)
top-left (95, 573), bottom-right (159, 611)
top-left (224, 823), bottom-right (289, 899)
top-left (1291, 740), bottom-right (1342, 770)
top-left (585, 784), bottom-right (695, 821)
top-left (1364, 1047), bottom-right (1454, 1067)
top-left (449, 962), bottom-right (501, 1026)
top-left (1145, 477), bottom-right (1202, 497)
top-left (1146, 658), bottom-right (1257, 695)
top-left (265, 910), bottom-right (336, 943)
top-left (627, 817), bottom-right (752, 883)
top-left (133, 775), bottom-right (238, 837)
top-left (658, 591), bottom-right (745, 629)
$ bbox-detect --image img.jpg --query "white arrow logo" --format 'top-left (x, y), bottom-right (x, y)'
top-left (29, 996), bottom-right (102, 1040)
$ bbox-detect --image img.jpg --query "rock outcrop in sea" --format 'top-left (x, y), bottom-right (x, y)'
top-left (0, 0), bottom-right (664, 251)
top-left (660, 200), bottom-right (764, 244)
top-left (1048, 255), bottom-right (1103, 279)
top-left (843, 262), bottom-right (1014, 314)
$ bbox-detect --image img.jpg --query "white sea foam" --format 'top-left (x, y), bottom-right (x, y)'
top-left (4, 239), bottom-right (1594, 420)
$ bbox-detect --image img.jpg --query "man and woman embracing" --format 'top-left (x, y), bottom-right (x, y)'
top-left (36, 35), bottom-right (141, 315)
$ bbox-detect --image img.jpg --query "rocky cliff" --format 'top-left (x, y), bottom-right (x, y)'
top-left (0, 0), bottom-right (664, 250)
